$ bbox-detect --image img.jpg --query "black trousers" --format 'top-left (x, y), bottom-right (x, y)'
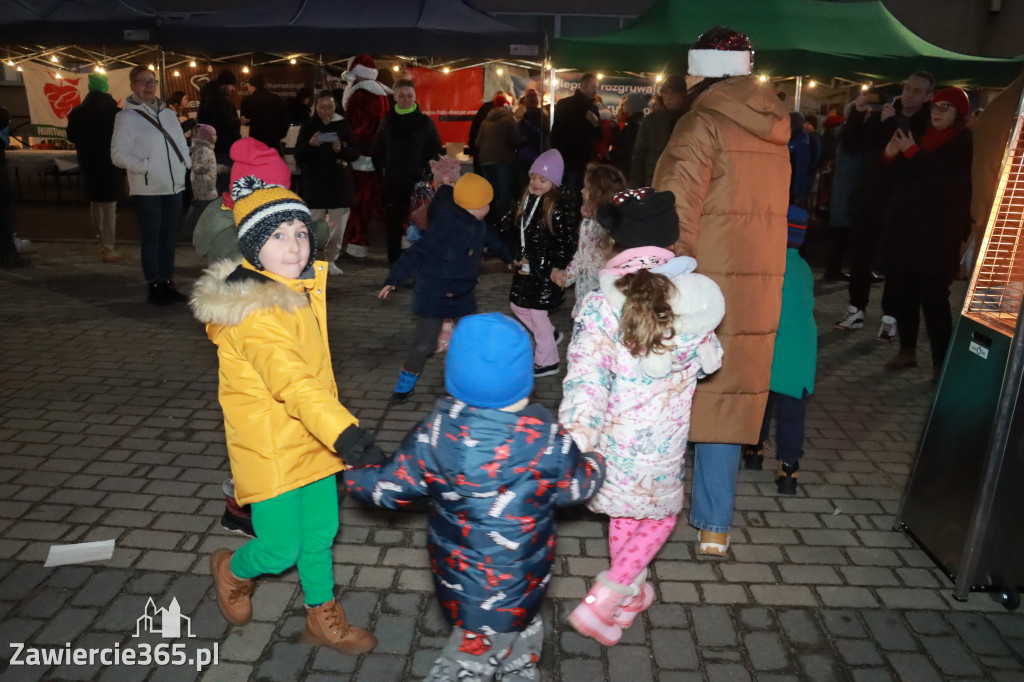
top-left (385, 183), bottom-right (414, 265)
top-left (404, 316), bottom-right (461, 375)
top-left (847, 214), bottom-right (885, 311)
top-left (882, 271), bottom-right (953, 365)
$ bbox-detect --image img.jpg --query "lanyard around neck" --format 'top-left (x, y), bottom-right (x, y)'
top-left (520, 194), bottom-right (541, 250)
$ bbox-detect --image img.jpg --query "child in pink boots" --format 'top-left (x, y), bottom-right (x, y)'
top-left (559, 189), bottom-right (725, 645)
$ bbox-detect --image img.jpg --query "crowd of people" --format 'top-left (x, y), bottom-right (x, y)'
top-left (0, 24), bottom-right (986, 681)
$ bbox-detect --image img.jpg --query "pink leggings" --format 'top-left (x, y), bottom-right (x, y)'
top-left (509, 302), bottom-right (559, 366)
top-left (607, 515), bottom-right (678, 586)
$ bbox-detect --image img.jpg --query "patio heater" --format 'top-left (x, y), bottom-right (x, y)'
top-left (895, 88), bottom-right (1024, 610)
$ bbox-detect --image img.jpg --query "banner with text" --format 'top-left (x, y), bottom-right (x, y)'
top-left (406, 66), bottom-right (484, 150)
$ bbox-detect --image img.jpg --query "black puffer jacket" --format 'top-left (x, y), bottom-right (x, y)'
top-left (345, 398), bottom-right (604, 633)
top-left (294, 114), bottom-right (360, 208)
top-left (500, 192), bottom-right (576, 310)
top-left (372, 104), bottom-right (442, 191)
top-left (66, 91), bottom-right (122, 202)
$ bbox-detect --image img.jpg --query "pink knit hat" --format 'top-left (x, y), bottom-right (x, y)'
top-left (194, 124), bottom-right (216, 142)
top-left (429, 156), bottom-right (462, 185)
top-left (223, 138), bottom-right (292, 208)
top-left (529, 149), bottom-right (564, 186)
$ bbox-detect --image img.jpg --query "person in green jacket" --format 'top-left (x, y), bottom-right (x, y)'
top-left (743, 206), bottom-right (817, 494)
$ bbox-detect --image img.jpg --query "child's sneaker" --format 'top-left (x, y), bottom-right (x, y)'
top-left (221, 479), bottom-right (256, 538)
top-left (834, 306), bottom-right (864, 330)
top-left (534, 363), bottom-right (559, 378)
top-left (392, 368), bottom-right (420, 404)
top-left (775, 461), bottom-right (799, 495)
top-left (876, 315), bottom-right (897, 343)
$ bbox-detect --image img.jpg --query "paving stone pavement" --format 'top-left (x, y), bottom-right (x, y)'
top-left (2, 240), bottom-right (1024, 681)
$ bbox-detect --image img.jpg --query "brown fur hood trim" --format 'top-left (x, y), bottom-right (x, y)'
top-left (190, 258), bottom-right (308, 327)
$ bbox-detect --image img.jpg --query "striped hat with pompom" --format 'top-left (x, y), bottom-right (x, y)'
top-left (232, 175), bottom-right (313, 271)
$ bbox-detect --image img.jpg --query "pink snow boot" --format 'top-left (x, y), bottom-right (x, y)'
top-left (568, 571), bottom-right (632, 646)
top-left (612, 569), bottom-right (655, 628)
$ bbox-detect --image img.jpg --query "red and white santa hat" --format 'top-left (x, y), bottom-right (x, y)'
top-left (688, 26), bottom-right (754, 78)
top-left (343, 54), bottom-right (378, 83)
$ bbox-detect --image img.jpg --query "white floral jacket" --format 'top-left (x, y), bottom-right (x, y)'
top-left (559, 247), bottom-right (725, 519)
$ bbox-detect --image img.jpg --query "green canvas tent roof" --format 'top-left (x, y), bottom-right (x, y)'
top-left (552, 0), bottom-right (1022, 87)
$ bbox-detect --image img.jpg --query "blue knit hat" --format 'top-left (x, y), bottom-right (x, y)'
top-left (787, 205), bottom-right (807, 248)
top-left (446, 313), bottom-right (533, 408)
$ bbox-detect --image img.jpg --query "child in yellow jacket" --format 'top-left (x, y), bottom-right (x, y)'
top-left (191, 175), bottom-right (386, 654)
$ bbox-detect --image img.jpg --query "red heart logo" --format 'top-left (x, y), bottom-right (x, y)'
top-left (44, 79), bottom-right (82, 119)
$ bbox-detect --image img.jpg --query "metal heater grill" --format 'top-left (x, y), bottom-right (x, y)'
top-left (964, 113), bottom-right (1024, 336)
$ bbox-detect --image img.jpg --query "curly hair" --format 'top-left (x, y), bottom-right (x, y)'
top-left (583, 163), bottom-right (627, 214)
top-left (616, 268), bottom-right (677, 357)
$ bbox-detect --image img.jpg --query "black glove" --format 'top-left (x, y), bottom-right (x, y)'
top-left (334, 425), bottom-right (389, 466)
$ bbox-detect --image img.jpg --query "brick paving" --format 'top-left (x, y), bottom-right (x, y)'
top-left (1, 237), bottom-right (1024, 681)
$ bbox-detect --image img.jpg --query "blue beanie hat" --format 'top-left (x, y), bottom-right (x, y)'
top-left (787, 205), bottom-right (807, 248)
top-left (446, 313), bottom-right (534, 408)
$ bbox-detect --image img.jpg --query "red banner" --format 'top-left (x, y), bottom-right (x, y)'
top-left (406, 66), bottom-right (483, 151)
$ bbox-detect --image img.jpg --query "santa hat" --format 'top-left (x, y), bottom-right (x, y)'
top-left (343, 55), bottom-right (379, 83)
top-left (688, 26), bottom-right (754, 78)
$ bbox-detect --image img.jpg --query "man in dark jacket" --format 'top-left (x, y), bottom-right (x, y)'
top-left (609, 91), bottom-right (647, 177)
top-left (240, 74), bottom-right (289, 153)
top-left (0, 104), bottom-right (28, 268)
top-left (834, 71), bottom-right (934, 337)
top-left (550, 73), bottom-right (601, 197)
top-left (372, 78), bottom-right (443, 265)
top-left (198, 69), bottom-right (241, 193)
top-left (66, 72), bottom-right (123, 262)
top-left (631, 74), bottom-right (687, 187)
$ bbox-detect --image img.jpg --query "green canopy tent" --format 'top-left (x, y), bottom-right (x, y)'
top-left (552, 0), bottom-right (1022, 87)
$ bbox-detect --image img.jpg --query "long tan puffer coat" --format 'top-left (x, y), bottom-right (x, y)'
top-left (653, 75), bottom-right (791, 444)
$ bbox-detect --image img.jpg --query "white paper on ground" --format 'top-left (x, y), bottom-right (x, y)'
top-left (44, 539), bottom-right (116, 567)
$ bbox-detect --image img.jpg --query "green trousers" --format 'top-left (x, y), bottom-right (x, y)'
top-left (230, 474), bottom-right (338, 606)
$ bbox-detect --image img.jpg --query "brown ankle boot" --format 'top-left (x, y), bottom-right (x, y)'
top-left (210, 549), bottom-right (255, 626)
top-left (885, 348), bottom-right (918, 369)
top-left (302, 599), bottom-right (377, 655)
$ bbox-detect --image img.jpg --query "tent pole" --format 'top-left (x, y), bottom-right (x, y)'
top-left (794, 75), bottom-right (802, 111)
top-left (160, 47), bottom-right (166, 100)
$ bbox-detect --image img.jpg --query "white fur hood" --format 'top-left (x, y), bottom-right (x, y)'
top-left (190, 258), bottom-right (312, 330)
top-left (598, 257), bottom-right (725, 378)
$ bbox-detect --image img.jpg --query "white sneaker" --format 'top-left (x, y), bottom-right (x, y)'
top-left (835, 305), bottom-right (865, 330)
top-left (13, 235), bottom-right (36, 254)
top-left (327, 262), bottom-right (343, 276)
top-left (877, 315), bottom-right (897, 343)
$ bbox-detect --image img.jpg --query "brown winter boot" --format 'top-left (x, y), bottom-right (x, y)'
top-left (302, 599), bottom-right (377, 655)
top-left (210, 549), bottom-right (255, 626)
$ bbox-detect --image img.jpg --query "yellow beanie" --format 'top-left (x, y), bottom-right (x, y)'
top-left (453, 173), bottom-right (493, 211)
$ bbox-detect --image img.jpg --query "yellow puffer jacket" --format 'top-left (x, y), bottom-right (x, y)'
top-left (190, 258), bottom-right (356, 505)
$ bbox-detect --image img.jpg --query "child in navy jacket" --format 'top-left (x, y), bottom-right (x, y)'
top-left (379, 174), bottom-right (513, 404)
top-left (345, 313), bottom-right (605, 682)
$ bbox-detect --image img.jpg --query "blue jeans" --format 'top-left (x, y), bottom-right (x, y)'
top-left (759, 390), bottom-right (808, 465)
top-left (689, 442), bottom-right (742, 533)
top-left (133, 193), bottom-right (183, 282)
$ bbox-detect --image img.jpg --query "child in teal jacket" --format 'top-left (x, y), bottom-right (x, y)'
top-left (745, 206), bottom-right (817, 494)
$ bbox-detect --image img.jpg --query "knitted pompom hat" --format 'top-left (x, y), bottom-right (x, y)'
top-left (688, 26), bottom-right (754, 78)
top-left (232, 176), bottom-right (314, 271)
top-left (597, 187), bottom-right (678, 249)
top-left (88, 73), bottom-right (109, 93)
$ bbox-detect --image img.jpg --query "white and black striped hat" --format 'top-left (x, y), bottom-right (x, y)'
top-left (231, 175), bottom-right (313, 271)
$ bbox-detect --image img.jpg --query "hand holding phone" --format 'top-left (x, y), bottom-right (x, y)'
top-left (317, 131), bottom-right (339, 143)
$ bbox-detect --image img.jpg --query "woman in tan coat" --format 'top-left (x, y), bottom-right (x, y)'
top-left (653, 27), bottom-right (791, 556)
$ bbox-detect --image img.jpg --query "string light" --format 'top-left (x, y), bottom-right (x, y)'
top-left (6, 60), bottom-right (13, 67)
top-left (861, 83), bottom-right (869, 91)
top-left (655, 74), bottom-right (663, 82)
top-left (442, 67), bottom-right (450, 74)
top-left (496, 68), bottom-right (503, 75)
top-left (55, 72), bottom-right (62, 79)
top-left (50, 55), bottom-right (58, 63)
top-left (173, 70), bottom-right (180, 77)
top-left (808, 80), bottom-right (816, 88)
top-left (547, 63), bottom-right (553, 71)
top-left (242, 66), bottom-right (249, 73)
top-left (16, 65), bottom-right (22, 72)
top-left (392, 64), bottom-right (399, 72)
top-left (290, 58), bottom-right (297, 65)
top-left (597, 73), bottom-right (604, 80)
top-left (189, 60), bottom-right (196, 67)
top-left (759, 74), bottom-right (768, 82)
top-left (148, 64), bottom-right (155, 71)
